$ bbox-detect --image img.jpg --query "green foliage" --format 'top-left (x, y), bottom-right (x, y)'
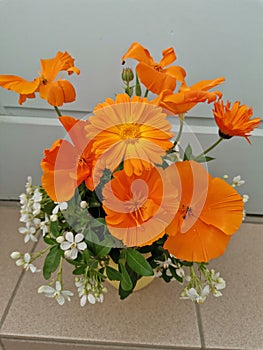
top-left (43, 246), bottom-right (64, 280)
top-left (126, 249), bottom-right (153, 276)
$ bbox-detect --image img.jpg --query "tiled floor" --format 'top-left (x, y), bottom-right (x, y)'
top-left (0, 202), bottom-right (263, 350)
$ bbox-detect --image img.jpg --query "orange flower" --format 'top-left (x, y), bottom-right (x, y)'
top-left (0, 51), bottom-right (80, 106)
top-left (164, 161), bottom-right (244, 262)
top-left (41, 116), bottom-right (95, 202)
top-left (153, 77), bottom-right (225, 115)
top-left (213, 100), bottom-right (261, 143)
top-left (122, 42), bottom-right (186, 94)
top-left (86, 94), bottom-right (174, 177)
top-left (102, 166), bottom-right (179, 247)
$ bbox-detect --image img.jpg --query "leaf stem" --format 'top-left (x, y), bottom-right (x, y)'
top-left (144, 89), bottom-right (149, 98)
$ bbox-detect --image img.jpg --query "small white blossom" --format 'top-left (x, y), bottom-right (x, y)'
top-left (40, 213), bottom-right (50, 236)
top-left (19, 223), bottom-right (38, 243)
top-left (232, 175), bottom-right (245, 187)
top-left (243, 194), bottom-right (249, 203)
top-left (80, 201), bottom-right (88, 209)
top-left (25, 176), bottom-right (33, 194)
top-left (15, 253), bottom-right (40, 273)
top-left (52, 202), bottom-right (68, 215)
top-left (75, 276), bottom-right (107, 307)
top-left (60, 232), bottom-right (87, 260)
top-left (38, 281), bottom-right (73, 305)
top-left (182, 285), bottom-right (210, 304)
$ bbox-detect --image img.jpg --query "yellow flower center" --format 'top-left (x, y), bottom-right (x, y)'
top-left (120, 123), bottom-right (141, 142)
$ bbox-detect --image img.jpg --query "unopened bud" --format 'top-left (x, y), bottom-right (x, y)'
top-left (56, 236), bottom-right (65, 244)
top-left (80, 201), bottom-right (88, 209)
top-left (122, 68), bottom-right (134, 83)
top-left (10, 251), bottom-right (21, 259)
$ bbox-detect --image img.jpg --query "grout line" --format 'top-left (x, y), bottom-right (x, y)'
top-left (0, 335), bottom-right (202, 350)
top-left (195, 303), bottom-right (206, 349)
top-left (0, 238), bottom-right (40, 332)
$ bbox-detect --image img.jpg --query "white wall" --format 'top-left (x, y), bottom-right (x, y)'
top-left (0, 0), bottom-right (262, 213)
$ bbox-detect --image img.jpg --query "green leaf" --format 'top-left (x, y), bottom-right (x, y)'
top-left (119, 263), bottom-right (133, 291)
top-left (43, 246), bottom-right (63, 280)
top-left (43, 236), bottom-right (56, 245)
top-left (194, 155), bottom-right (215, 163)
top-left (126, 249), bottom-right (153, 276)
top-left (72, 266), bottom-right (85, 275)
top-left (50, 221), bottom-right (60, 237)
top-left (183, 144), bottom-right (193, 160)
top-left (94, 243), bottom-right (111, 258)
top-left (106, 266), bottom-right (121, 281)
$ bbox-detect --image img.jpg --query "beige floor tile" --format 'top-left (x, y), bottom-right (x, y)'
top-left (0, 204), bottom-right (34, 322)
top-left (199, 223), bottom-right (263, 350)
top-left (1, 239), bottom-right (201, 349)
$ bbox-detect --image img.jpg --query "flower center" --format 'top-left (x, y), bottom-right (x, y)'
top-left (153, 63), bottom-right (163, 72)
top-left (120, 123), bottom-right (141, 142)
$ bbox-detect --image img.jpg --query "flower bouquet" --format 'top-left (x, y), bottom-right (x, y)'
top-left (1, 42), bottom-right (260, 306)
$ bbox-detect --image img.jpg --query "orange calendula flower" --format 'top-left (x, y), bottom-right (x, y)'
top-left (122, 42), bottom-right (186, 95)
top-left (153, 77), bottom-right (225, 115)
top-left (0, 51), bottom-right (80, 106)
top-left (102, 166), bottom-right (179, 247)
top-left (213, 100), bottom-right (261, 143)
top-left (41, 116), bottom-right (95, 202)
top-left (164, 160), bottom-right (244, 262)
top-left (86, 94), bottom-right (174, 177)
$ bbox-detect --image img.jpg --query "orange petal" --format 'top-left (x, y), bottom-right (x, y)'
top-left (136, 62), bottom-right (177, 94)
top-left (40, 51), bottom-right (79, 82)
top-left (159, 47), bottom-right (177, 67)
top-left (42, 170), bottom-right (77, 202)
top-left (39, 80), bottom-right (76, 106)
top-left (200, 177), bottom-right (244, 235)
top-left (164, 220), bottom-right (231, 262)
top-left (0, 75), bottom-right (40, 94)
top-left (122, 42), bottom-right (153, 65)
top-left (18, 92), bottom-right (36, 105)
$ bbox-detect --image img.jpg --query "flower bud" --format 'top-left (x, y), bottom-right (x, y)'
top-left (56, 236), bottom-right (65, 244)
top-left (122, 68), bottom-right (134, 83)
top-left (80, 201), bottom-right (88, 209)
top-left (10, 251), bottom-right (21, 259)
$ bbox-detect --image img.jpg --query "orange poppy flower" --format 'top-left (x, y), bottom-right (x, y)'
top-left (86, 94), bottom-right (174, 176)
top-left (153, 77), bottom-right (225, 115)
top-left (102, 166), bottom-right (179, 247)
top-left (213, 100), bottom-right (261, 143)
top-left (164, 160), bottom-right (244, 262)
top-left (122, 42), bottom-right (186, 94)
top-left (41, 116), bottom-right (96, 202)
top-left (0, 51), bottom-right (80, 106)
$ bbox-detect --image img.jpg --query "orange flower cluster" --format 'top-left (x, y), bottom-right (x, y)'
top-left (0, 43), bottom-right (261, 265)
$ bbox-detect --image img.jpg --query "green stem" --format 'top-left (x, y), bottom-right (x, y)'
top-left (54, 106), bottom-right (62, 117)
top-left (174, 117), bottom-right (184, 146)
top-left (57, 256), bottom-right (64, 286)
top-left (31, 246), bottom-right (51, 262)
top-left (144, 89), bottom-right (149, 98)
top-left (196, 137), bottom-right (223, 159)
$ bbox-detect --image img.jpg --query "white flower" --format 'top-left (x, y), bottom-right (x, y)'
top-left (40, 214), bottom-right (50, 235)
top-left (38, 281), bottom-right (73, 305)
top-left (52, 202), bottom-right (68, 215)
top-left (16, 253), bottom-right (39, 273)
top-left (182, 285), bottom-right (210, 304)
top-left (25, 176), bottom-right (33, 194)
top-left (32, 189), bottom-right (42, 215)
top-left (60, 232), bottom-right (87, 260)
top-left (19, 223), bottom-right (38, 243)
top-left (243, 194), bottom-right (249, 203)
top-left (50, 214), bottom-right (58, 222)
top-left (232, 175), bottom-right (245, 187)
